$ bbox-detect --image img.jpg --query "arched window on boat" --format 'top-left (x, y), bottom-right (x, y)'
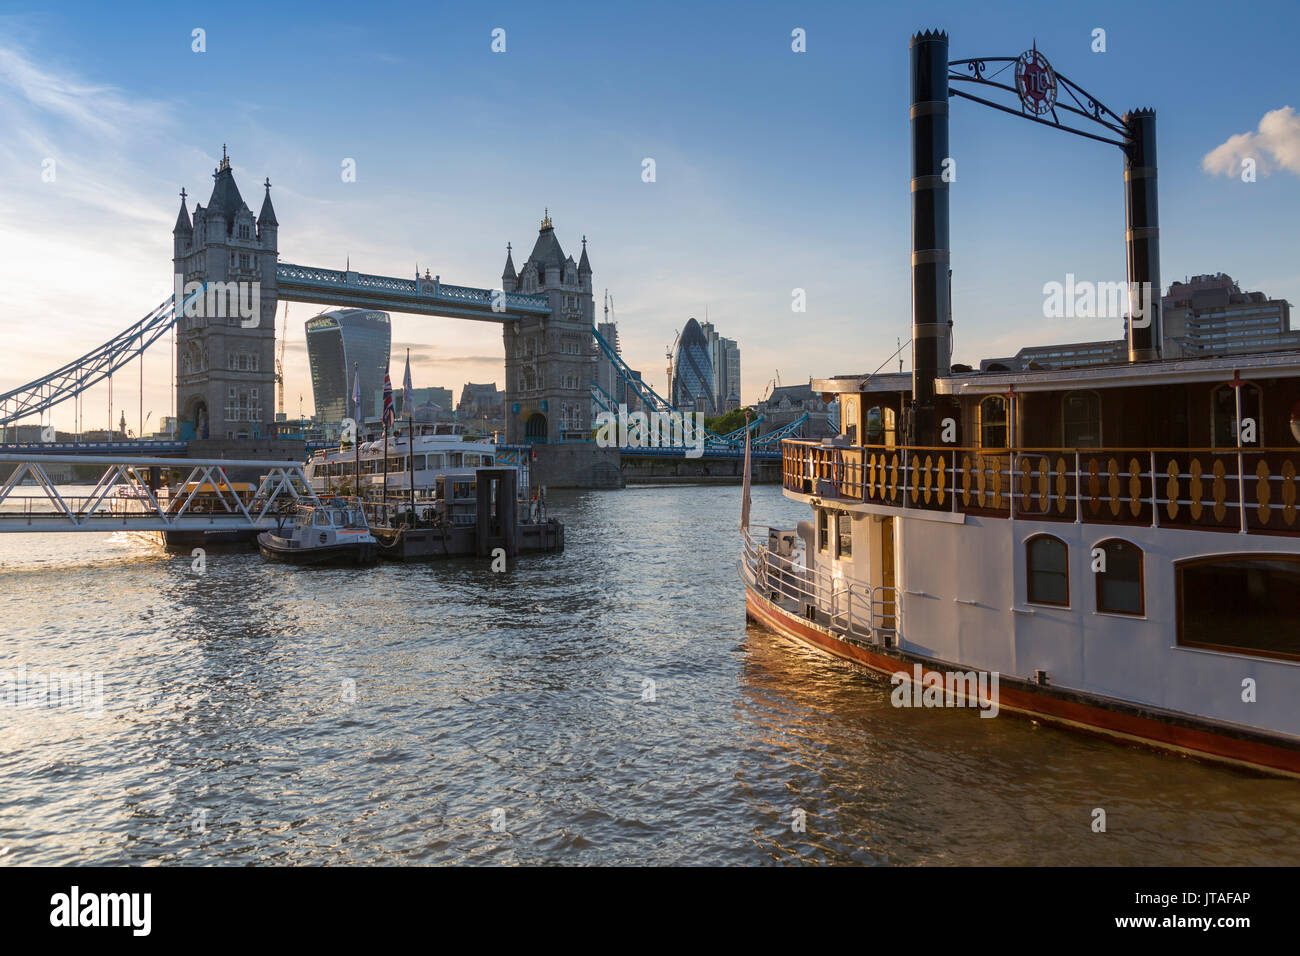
top-left (1212, 382), bottom-right (1262, 447)
top-left (841, 397), bottom-right (858, 444)
top-left (979, 396), bottom-right (1008, 449)
top-left (1026, 533), bottom-right (1069, 606)
top-left (1094, 538), bottom-right (1144, 616)
top-left (865, 405), bottom-right (896, 446)
top-left (1062, 390), bottom-right (1102, 447)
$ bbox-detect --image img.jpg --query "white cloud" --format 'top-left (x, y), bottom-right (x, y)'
top-left (1202, 106), bottom-right (1300, 178)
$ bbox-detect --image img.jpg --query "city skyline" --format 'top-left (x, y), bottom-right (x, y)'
top-left (1, 1), bottom-right (1297, 432)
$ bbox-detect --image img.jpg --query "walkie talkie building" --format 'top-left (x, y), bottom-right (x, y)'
top-left (305, 309), bottom-right (391, 423)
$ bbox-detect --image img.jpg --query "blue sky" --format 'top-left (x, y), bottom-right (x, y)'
top-left (1, 0), bottom-right (1297, 430)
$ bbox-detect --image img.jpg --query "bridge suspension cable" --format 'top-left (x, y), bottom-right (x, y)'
top-left (589, 324), bottom-right (810, 451)
top-left (0, 288), bottom-right (203, 428)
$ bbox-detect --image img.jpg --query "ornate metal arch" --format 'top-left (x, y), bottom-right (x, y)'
top-left (948, 53), bottom-right (1131, 151)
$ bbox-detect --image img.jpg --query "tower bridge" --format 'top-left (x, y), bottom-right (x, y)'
top-left (0, 149), bottom-right (804, 488)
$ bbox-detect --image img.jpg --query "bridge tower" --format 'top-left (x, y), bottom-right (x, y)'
top-left (172, 147), bottom-right (279, 442)
top-left (501, 212), bottom-right (596, 445)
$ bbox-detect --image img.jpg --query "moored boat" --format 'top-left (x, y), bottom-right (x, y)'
top-left (257, 498), bottom-right (378, 566)
top-left (741, 30), bottom-right (1300, 778)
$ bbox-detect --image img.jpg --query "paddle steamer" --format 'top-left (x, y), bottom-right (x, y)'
top-left (741, 30), bottom-right (1300, 777)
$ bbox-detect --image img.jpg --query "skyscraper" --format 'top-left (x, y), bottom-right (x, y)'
top-left (305, 309), bottom-right (391, 423)
top-left (670, 317), bottom-right (716, 413)
top-left (692, 318), bottom-right (742, 413)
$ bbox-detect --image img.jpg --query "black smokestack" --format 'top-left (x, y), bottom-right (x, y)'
top-left (910, 29), bottom-right (951, 444)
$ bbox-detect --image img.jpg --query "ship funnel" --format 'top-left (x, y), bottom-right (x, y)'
top-left (909, 29), bottom-right (952, 445)
top-left (1124, 109), bottom-right (1162, 362)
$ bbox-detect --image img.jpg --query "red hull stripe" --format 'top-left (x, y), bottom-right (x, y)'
top-left (744, 584), bottom-right (1300, 779)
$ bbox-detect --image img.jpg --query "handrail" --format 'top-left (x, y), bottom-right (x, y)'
top-left (780, 439), bottom-right (1300, 536)
top-left (783, 439), bottom-right (1295, 454)
top-left (741, 528), bottom-right (896, 644)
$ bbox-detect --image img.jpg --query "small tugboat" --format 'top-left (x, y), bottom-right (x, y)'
top-left (257, 498), bottom-right (379, 566)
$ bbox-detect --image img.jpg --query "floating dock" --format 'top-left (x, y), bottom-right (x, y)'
top-left (368, 467), bottom-right (563, 561)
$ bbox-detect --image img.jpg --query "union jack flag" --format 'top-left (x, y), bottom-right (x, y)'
top-left (382, 368), bottom-right (394, 427)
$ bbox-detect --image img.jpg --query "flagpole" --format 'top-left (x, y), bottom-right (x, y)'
top-left (406, 348), bottom-right (415, 522)
top-left (741, 407), bottom-right (752, 535)
top-left (353, 361), bottom-right (360, 502)
top-left (379, 361), bottom-right (392, 522)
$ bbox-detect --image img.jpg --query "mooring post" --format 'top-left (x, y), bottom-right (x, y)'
top-left (909, 29), bottom-right (952, 447)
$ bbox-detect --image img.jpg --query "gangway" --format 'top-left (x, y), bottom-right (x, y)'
top-left (0, 454), bottom-right (320, 532)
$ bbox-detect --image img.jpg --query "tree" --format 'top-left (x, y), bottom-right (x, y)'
top-left (704, 406), bottom-right (755, 436)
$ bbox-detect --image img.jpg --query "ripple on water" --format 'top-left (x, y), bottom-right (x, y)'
top-left (0, 485), bottom-right (1297, 865)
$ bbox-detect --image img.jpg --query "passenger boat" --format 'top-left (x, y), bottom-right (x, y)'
top-left (741, 30), bottom-right (1300, 776)
top-left (304, 422), bottom-right (528, 499)
top-left (744, 307), bottom-right (1300, 777)
top-left (257, 498), bottom-right (378, 566)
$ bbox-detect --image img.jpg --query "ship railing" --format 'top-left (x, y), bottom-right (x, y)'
top-left (742, 529), bottom-right (896, 645)
top-left (782, 440), bottom-right (1300, 536)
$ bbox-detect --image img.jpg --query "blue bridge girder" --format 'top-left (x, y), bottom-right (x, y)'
top-left (0, 440), bottom-right (188, 456)
top-left (752, 412), bottom-right (809, 448)
top-left (616, 444), bottom-right (781, 461)
top-left (590, 325), bottom-right (808, 451)
top-left (276, 263), bottom-right (550, 323)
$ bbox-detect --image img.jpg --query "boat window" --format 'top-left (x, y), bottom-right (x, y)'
top-left (1094, 538), bottom-right (1144, 615)
top-left (836, 513), bottom-right (852, 558)
top-left (1212, 382), bottom-right (1262, 447)
top-left (464, 454), bottom-right (480, 467)
top-left (484, 456), bottom-right (494, 466)
top-left (332, 510), bottom-right (347, 526)
top-left (817, 509), bottom-right (829, 553)
top-left (1063, 390), bottom-right (1101, 447)
top-left (313, 510), bottom-right (329, 527)
top-left (1176, 555), bottom-right (1300, 660)
top-left (1026, 534), bottom-right (1069, 606)
top-left (979, 396), bottom-right (1008, 449)
top-left (448, 453), bottom-right (463, 468)
top-left (428, 454), bottom-right (445, 468)
top-left (865, 406), bottom-right (896, 446)
top-left (413, 455), bottom-right (426, 471)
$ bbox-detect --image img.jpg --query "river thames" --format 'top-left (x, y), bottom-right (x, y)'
top-left (1, 484), bottom-right (1297, 866)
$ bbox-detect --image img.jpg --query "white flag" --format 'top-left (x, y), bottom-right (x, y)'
top-left (402, 351), bottom-right (413, 418)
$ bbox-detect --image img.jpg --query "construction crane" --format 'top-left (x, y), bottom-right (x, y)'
top-left (760, 369), bottom-right (782, 403)
top-left (276, 303), bottom-right (288, 417)
top-left (665, 328), bottom-right (680, 402)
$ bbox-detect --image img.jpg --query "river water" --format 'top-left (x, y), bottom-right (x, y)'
top-left (0, 483), bottom-right (1297, 865)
